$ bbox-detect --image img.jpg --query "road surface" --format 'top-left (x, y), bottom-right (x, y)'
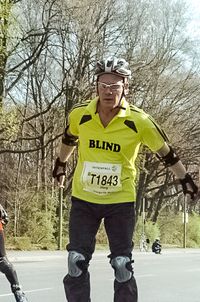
top-left (0, 249), bottom-right (200, 301)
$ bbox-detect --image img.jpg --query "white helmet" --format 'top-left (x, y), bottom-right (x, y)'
top-left (95, 57), bottom-right (132, 79)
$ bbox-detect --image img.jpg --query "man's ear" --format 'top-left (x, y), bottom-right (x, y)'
top-left (124, 82), bottom-right (129, 95)
top-left (96, 83), bottom-right (99, 95)
top-left (95, 79), bottom-right (99, 96)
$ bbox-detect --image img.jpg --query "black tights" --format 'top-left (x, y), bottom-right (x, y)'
top-left (0, 230), bottom-right (19, 289)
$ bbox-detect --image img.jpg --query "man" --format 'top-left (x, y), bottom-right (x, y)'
top-left (152, 239), bottom-right (162, 254)
top-left (0, 204), bottom-right (28, 302)
top-left (53, 57), bottom-right (198, 302)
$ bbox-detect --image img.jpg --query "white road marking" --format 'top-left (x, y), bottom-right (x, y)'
top-left (136, 274), bottom-right (155, 278)
top-left (0, 287), bottom-right (53, 297)
top-left (186, 268), bottom-right (200, 272)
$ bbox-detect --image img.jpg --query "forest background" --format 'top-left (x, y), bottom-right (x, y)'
top-left (0, 0), bottom-right (200, 250)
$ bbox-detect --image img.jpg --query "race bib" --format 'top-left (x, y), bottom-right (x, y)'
top-left (81, 161), bottom-right (122, 195)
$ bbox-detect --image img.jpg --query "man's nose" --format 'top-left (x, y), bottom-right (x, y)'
top-left (104, 87), bottom-right (113, 94)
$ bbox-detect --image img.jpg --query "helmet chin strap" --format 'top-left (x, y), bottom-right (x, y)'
top-left (111, 86), bottom-right (126, 110)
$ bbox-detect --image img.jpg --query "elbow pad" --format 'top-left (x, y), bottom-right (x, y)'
top-left (62, 126), bottom-right (78, 146)
top-left (157, 145), bottom-right (180, 167)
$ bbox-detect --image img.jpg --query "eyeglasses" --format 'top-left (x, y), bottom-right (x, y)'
top-left (98, 82), bottom-right (124, 91)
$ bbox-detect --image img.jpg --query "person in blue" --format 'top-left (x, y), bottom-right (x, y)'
top-left (0, 204), bottom-right (28, 302)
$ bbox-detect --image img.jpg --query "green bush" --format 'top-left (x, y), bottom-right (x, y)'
top-left (187, 213), bottom-right (200, 248)
top-left (158, 213), bottom-right (183, 247)
top-left (25, 211), bottom-right (56, 246)
top-left (9, 237), bottom-right (32, 250)
top-left (134, 217), bottom-right (160, 248)
top-left (152, 212), bottom-right (200, 248)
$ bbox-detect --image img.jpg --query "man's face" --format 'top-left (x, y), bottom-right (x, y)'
top-left (97, 73), bottom-right (125, 110)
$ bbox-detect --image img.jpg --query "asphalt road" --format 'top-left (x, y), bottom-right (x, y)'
top-left (0, 249), bottom-right (200, 302)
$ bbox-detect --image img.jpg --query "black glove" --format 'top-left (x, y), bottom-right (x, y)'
top-left (179, 173), bottom-right (198, 200)
top-left (0, 204), bottom-right (9, 225)
top-left (52, 157), bottom-right (67, 182)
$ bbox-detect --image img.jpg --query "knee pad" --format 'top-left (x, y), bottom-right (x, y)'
top-left (68, 251), bottom-right (88, 277)
top-left (111, 256), bottom-right (133, 283)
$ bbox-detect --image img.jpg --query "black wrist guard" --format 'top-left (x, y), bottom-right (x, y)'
top-left (52, 157), bottom-right (67, 181)
top-left (179, 173), bottom-right (198, 200)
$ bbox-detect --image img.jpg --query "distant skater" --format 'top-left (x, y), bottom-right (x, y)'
top-left (152, 239), bottom-right (162, 254)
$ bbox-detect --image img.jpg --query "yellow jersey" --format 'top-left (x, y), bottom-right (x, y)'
top-left (67, 97), bottom-right (167, 204)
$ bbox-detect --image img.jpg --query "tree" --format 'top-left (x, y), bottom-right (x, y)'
top-left (0, 0), bottom-right (200, 238)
